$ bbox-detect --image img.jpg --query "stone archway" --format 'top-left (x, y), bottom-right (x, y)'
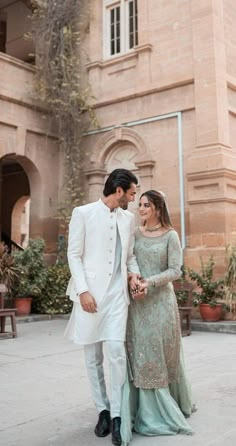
top-left (0, 153), bottom-right (42, 248)
top-left (11, 195), bottom-right (30, 248)
top-left (85, 126), bottom-right (155, 202)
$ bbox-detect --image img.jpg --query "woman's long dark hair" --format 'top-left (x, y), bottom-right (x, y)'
top-left (140, 190), bottom-right (173, 228)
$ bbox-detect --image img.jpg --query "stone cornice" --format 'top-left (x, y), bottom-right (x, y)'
top-left (135, 159), bottom-right (156, 168)
top-left (188, 198), bottom-right (236, 204)
top-left (0, 119), bottom-right (17, 129)
top-left (0, 114), bottom-right (58, 140)
top-left (84, 168), bottom-right (107, 177)
top-left (86, 43), bottom-right (152, 71)
top-left (227, 75), bottom-right (236, 92)
top-left (0, 52), bottom-right (35, 73)
top-left (0, 93), bottom-right (48, 114)
top-left (193, 142), bottom-right (232, 150)
top-left (229, 107), bottom-right (236, 117)
top-left (187, 168), bottom-right (236, 181)
top-left (91, 79), bottom-right (194, 109)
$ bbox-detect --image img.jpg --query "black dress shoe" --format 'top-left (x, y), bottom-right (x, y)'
top-left (94, 409), bottom-right (111, 437)
top-left (112, 417), bottom-right (122, 446)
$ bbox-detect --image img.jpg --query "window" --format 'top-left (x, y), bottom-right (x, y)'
top-left (110, 5), bottom-right (120, 55)
top-left (104, 0), bottom-right (138, 57)
top-left (128, 0), bottom-right (138, 49)
top-left (0, 21), bottom-right (7, 53)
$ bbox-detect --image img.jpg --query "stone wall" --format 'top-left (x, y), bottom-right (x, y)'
top-left (1, 0), bottom-right (236, 271)
top-left (0, 53), bottom-right (60, 259)
top-left (82, 0), bottom-right (236, 273)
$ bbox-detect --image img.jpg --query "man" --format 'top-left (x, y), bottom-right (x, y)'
top-left (65, 169), bottom-right (140, 446)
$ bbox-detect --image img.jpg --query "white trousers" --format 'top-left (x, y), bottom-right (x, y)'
top-left (84, 340), bottom-right (126, 418)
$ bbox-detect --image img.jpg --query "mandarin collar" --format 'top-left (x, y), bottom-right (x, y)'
top-left (98, 198), bottom-right (117, 213)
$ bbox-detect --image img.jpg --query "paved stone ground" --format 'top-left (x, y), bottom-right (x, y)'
top-left (0, 319), bottom-right (236, 446)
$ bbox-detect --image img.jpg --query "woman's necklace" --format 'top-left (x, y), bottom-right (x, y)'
top-left (144, 223), bottom-right (162, 232)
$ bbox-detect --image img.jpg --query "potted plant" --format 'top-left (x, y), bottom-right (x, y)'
top-left (0, 242), bottom-right (19, 300)
top-left (174, 265), bottom-right (191, 306)
top-left (187, 256), bottom-right (224, 322)
top-left (224, 245), bottom-right (236, 320)
top-left (173, 266), bottom-right (194, 336)
top-left (11, 239), bottom-right (47, 316)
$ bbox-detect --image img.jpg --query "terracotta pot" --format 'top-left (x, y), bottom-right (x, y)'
top-left (13, 297), bottom-right (32, 316)
top-left (199, 303), bottom-right (222, 322)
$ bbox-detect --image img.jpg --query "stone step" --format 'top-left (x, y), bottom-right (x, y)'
top-left (192, 319), bottom-right (236, 334)
top-left (7, 314), bottom-right (236, 334)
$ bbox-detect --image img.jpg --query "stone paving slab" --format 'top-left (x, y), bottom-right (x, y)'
top-left (0, 320), bottom-right (236, 446)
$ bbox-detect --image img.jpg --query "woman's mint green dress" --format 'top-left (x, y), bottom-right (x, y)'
top-left (121, 229), bottom-right (195, 445)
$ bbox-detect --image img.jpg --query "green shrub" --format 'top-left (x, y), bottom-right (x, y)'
top-left (175, 290), bottom-right (188, 306)
top-left (187, 256), bottom-right (224, 307)
top-left (224, 245), bottom-right (236, 318)
top-left (34, 263), bottom-right (72, 314)
top-left (0, 242), bottom-right (18, 290)
top-left (12, 239), bottom-right (47, 298)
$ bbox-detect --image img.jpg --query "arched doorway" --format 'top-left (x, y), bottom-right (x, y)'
top-left (0, 154), bottom-right (41, 250)
top-left (11, 196), bottom-right (30, 248)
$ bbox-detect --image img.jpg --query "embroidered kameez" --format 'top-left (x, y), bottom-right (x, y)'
top-left (121, 229), bottom-right (195, 445)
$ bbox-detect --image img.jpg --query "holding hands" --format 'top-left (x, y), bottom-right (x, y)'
top-left (128, 274), bottom-right (148, 300)
top-left (80, 274), bottom-right (148, 312)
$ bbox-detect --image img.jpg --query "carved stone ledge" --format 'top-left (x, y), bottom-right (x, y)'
top-left (187, 168), bottom-right (236, 182)
top-left (135, 159), bottom-right (155, 177)
top-left (86, 43), bottom-right (153, 71)
top-left (188, 197), bottom-right (236, 205)
top-left (0, 52), bottom-right (35, 72)
top-left (84, 168), bottom-right (107, 183)
top-left (187, 168), bottom-right (236, 203)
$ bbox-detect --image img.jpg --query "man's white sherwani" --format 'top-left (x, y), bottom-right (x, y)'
top-left (65, 199), bottom-right (140, 345)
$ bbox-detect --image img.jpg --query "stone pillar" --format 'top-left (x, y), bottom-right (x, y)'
top-left (84, 168), bottom-right (107, 203)
top-left (137, 0), bottom-right (150, 45)
top-left (186, 0), bottom-right (236, 270)
top-left (134, 1), bottom-right (152, 86)
top-left (135, 159), bottom-right (155, 193)
top-left (86, 0), bottom-right (103, 98)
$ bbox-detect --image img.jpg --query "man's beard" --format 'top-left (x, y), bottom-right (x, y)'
top-left (118, 196), bottom-right (128, 210)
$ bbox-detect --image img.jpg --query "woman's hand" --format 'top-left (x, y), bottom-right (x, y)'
top-left (128, 273), bottom-right (142, 292)
top-left (131, 278), bottom-right (148, 300)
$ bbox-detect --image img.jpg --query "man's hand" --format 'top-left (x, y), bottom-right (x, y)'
top-left (79, 292), bottom-right (97, 313)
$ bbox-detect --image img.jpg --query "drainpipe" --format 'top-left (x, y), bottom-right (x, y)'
top-left (84, 112), bottom-right (186, 257)
top-left (0, 161), bottom-right (2, 240)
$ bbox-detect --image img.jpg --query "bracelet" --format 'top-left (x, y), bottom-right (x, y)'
top-left (147, 278), bottom-right (155, 288)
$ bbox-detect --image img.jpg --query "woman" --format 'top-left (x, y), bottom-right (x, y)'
top-left (121, 190), bottom-right (195, 445)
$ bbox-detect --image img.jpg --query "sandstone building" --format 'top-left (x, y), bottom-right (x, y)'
top-left (1, 0), bottom-right (236, 270)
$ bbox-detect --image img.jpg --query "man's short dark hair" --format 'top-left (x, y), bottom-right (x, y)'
top-left (103, 168), bottom-right (138, 196)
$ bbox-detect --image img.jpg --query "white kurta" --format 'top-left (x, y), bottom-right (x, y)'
top-left (65, 214), bottom-right (128, 345)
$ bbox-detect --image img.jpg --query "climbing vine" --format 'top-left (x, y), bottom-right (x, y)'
top-left (30, 0), bottom-right (96, 233)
